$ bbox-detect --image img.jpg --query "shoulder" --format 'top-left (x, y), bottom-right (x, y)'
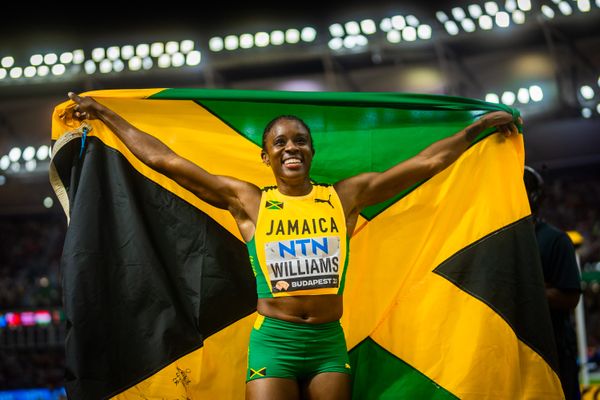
top-left (537, 221), bottom-right (572, 245)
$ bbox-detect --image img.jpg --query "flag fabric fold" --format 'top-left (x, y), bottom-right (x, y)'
top-left (50, 89), bottom-right (562, 399)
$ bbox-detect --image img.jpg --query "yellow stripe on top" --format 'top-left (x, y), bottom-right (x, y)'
top-left (252, 184), bottom-right (348, 297)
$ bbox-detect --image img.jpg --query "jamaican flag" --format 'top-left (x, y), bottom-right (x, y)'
top-left (50, 89), bottom-right (563, 399)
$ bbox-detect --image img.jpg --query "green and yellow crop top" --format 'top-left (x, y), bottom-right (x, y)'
top-left (246, 183), bottom-right (349, 298)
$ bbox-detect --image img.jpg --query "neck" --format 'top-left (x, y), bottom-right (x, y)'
top-left (276, 177), bottom-right (312, 196)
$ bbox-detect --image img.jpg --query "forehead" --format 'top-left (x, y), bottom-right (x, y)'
top-left (268, 119), bottom-right (309, 137)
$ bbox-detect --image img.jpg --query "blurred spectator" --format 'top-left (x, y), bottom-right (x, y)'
top-left (0, 214), bottom-right (65, 310)
top-left (525, 165), bottom-right (582, 400)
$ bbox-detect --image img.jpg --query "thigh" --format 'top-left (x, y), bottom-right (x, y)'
top-left (246, 377), bottom-right (300, 400)
top-left (302, 372), bottom-right (351, 400)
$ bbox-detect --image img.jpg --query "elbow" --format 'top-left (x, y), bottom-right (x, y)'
top-left (426, 155), bottom-right (449, 176)
top-left (146, 153), bottom-right (168, 171)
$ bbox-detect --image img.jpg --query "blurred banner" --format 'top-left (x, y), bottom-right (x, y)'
top-left (50, 89), bottom-right (562, 399)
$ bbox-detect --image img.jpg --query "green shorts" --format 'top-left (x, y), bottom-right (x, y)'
top-left (246, 314), bottom-right (351, 381)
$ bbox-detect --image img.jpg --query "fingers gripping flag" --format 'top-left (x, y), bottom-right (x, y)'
top-left (50, 89), bottom-right (563, 399)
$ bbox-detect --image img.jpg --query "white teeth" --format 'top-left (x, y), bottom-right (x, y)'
top-left (284, 158), bottom-right (301, 165)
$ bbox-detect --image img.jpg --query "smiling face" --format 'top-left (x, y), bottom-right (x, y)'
top-left (261, 118), bottom-right (315, 184)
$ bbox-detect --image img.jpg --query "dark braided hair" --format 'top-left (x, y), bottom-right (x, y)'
top-left (262, 115), bottom-right (314, 153)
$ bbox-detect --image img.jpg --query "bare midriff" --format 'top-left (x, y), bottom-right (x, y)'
top-left (257, 294), bottom-right (343, 324)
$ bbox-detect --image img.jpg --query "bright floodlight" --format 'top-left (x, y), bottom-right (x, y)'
top-left (391, 15), bottom-right (406, 30)
top-left (60, 52), bottom-right (74, 64)
top-left (345, 21), bottom-right (360, 35)
top-left (301, 27), bottom-right (317, 42)
top-left (157, 54), bottom-right (171, 68)
top-left (121, 45), bottom-right (134, 60)
top-left (128, 57), bottom-right (142, 71)
top-left (402, 26), bottom-right (417, 41)
top-left (343, 36), bottom-right (357, 48)
top-left (461, 18), bottom-right (476, 32)
top-left (578, 0), bottom-right (591, 12)
top-left (360, 19), bottom-right (376, 34)
top-left (444, 21), bottom-right (459, 35)
top-left (8, 147), bottom-right (22, 162)
top-left (484, 1), bottom-right (499, 15)
top-left (31, 54), bottom-right (43, 66)
top-left (529, 85), bottom-right (543, 101)
top-left (186, 51), bottom-right (201, 66)
top-left (37, 65), bottom-right (49, 77)
top-left (285, 29), bottom-right (300, 44)
top-left (452, 7), bottom-right (466, 21)
top-left (1, 56), bottom-right (14, 68)
top-left (10, 67), bottom-right (23, 78)
top-left (37, 145), bottom-right (49, 161)
top-left (44, 53), bottom-right (58, 65)
top-left (112, 60), bottom-right (125, 72)
top-left (387, 30), bottom-right (401, 43)
top-left (356, 35), bottom-right (369, 46)
top-left (328, 38), bottom-right (343, 50)
top-left (541, 5), bottom-right (555, 18)
top-left (150, 42), bottom-right (165, 57)
top-left (580, 85), bottom-right (595, 100)
top-left (513, 10), bottom-right (526, 24)
top-left (43, 197), bottom-right (54, 208)
top-left (142, 57), bottom-right (153, 70)
top-left (596, 103), bottom-right (600, 114)
top-left (405, 15), bottom-right (419, 27)
top-left (136, 44), bottom-right (150, 58)
top-left (25, 160), bottom-right (36, 172)
top-left (505, 0), bottom-right (517, 12)
top-left (171, 53), bottom-right (185, 67)
top-left (224, 35), bottom-right (239, 50)
top-left (379, 18), bottom-right (392, 32)
top-left (485, 93), bottom-right (500, 103)
top-left (329, 23), bottom-right (344, 37)
top-left (209, 37), bottom-right (224, 52)
top-left (558, 1), bottom-right (573, 15)
top-left (240, 33), bottom-right (254, 49)
top-left (501, 91), bottom-right (516, 105)
top-left (517, 0), bottom-right (532, 11)
top-left (91, 48), bottom-right (105, 62)
top-left (496, 12), bottom-right (510, 27)
top-left (517, 88), bottom-right (530, 103)
top-left (255, 32), bottom-right (270, 47)
top-left (24, 66), bottom-right (36, 78)
top-left (99, 59), bottom-right (112, 73)
top-left (0, 155), bottom-right (9, 170)
top-left (479, 15), bottom-right (494, 30)
top-left (271, 31), bottom-right (285, 45)
top-left (468, 4), bottom-right (483, 18)
top-left (73, 50), bottom-right (85, 64)
top-left (106, 46), bottom-right (120, 60)
top-left (84, 60), bottom-right (96, 74)
top-left (165, 41), bottom-right (179, 54)
top-left (436, 11), bottom-right (449, 23)
top-left (582, 107), bottom-right (592, 118)
top-left (0, 69), bottom-right (5, 79)
top-left (180, 40), bottom-right (195, 53)
top-left (417, 25), bottom-right (432, 40)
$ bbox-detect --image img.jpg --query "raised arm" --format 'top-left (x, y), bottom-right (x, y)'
top-left (335, 111), bottom-right (519, 221)
top-left (63, 92), bottom-right (261, 240)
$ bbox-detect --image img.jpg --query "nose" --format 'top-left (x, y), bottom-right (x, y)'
top-left (284, 140), bottom-right (298, 152)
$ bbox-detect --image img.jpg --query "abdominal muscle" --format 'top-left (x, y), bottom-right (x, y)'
top-left (257, 294), bottom-right (343, 324)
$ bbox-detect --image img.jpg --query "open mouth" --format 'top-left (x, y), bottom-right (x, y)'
top-left (283, 158), bottom-right (302, 168)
